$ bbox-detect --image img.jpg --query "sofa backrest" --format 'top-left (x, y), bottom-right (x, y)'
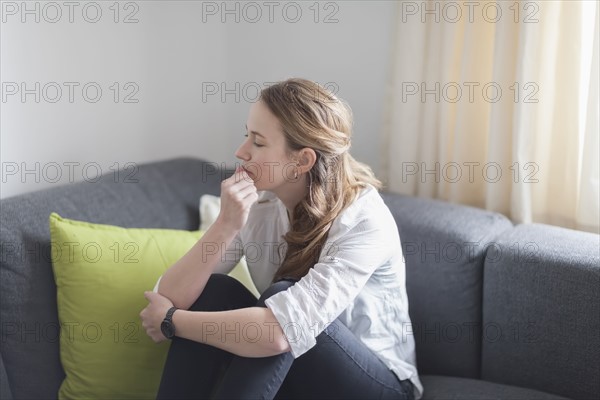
top-left (0, 158), bottom-right (223, 399)
top-left (481, 223), bottom-right (600, 400)
top-left (381, 193), bottom-right (513, 378)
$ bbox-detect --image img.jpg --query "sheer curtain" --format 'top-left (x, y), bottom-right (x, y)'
top-left (382, 0), bottom-right (599, 233)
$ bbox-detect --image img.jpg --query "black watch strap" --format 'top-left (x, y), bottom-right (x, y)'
top-left (165, 306), bottom-right (177, 321)
top-left (161, 306), bottom-right (178, 339)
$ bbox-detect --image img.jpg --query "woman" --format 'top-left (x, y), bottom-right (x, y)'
top-left (140, 78), bottom-right (423, 400)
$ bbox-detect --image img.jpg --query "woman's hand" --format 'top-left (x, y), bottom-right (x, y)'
top-left (139, 291), bottom-right (174, 343)
top-left (215, 166), bottom-right (258, 232)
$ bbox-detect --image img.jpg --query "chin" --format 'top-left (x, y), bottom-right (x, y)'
top-left (253, 179), bottom-right (282, 193)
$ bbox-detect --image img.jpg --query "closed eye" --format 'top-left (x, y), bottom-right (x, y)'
top-left (244, 133), bottom-right (264, 147)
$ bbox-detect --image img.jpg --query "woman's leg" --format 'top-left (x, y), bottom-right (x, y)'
top-left (156, 273), bottom-right (258, 400)
top-left (212, 279), bottom-right (414, 400)
top-left (211, 279), bottom-right (297, 400)
top-left (275, 318), bottom-right (415, 400)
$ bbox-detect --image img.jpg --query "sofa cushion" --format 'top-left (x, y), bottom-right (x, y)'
top-left (49, 212), bottom-right (208, 398)
top-left (482, 223), bottom-right (600, 400)
top-left (0, 158), bottom-right (223, 399)
top-left (381, 193), bottom-right (513, 378)
top-left (420, 375), bottom-right (570, 400)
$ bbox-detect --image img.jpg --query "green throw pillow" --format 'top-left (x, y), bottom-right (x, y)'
top-left (49, 212), bottom-right (250, 399)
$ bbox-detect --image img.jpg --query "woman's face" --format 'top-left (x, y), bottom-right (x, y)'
top-left (235, 100), bottom-right (298, 192)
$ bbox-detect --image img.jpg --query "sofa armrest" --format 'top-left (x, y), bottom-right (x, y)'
top-left (482, 223), bottom-right (600, 399)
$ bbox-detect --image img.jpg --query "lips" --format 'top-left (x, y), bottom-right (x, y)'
top-left (242, 166), bottom-right (254, 177)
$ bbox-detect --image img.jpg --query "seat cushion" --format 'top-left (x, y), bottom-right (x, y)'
top-left (420, 375), bottom-right (570, 400)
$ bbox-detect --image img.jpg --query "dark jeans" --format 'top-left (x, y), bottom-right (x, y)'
top-left (156, 273), bottom-right (414, 400)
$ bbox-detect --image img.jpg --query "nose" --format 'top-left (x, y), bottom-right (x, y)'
top-left (234, 139), bottom-right (250, 161)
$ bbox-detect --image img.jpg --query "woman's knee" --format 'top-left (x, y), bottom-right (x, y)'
top-left (256, 278), bottom-right (298, 307)
top-left (188, 273), bottom-right (256, 312)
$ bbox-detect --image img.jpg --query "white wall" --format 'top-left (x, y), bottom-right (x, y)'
top-left (1, 1), bottom-right (396, 199)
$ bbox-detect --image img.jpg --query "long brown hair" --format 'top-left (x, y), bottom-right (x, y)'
top-left (261, 78), bottom-right (382, 283)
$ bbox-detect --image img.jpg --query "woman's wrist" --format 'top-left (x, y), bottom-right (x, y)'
top-left (212, 216), bottom-right (241, 237)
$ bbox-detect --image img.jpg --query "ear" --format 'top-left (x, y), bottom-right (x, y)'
top-left (296, 148), bottom-right (317, 174)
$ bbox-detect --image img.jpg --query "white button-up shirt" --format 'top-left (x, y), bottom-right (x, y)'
top-left (214, 184), bottom-right (423, 400)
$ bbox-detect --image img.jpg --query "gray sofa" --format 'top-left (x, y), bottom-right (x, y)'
top-left (1, 157), bottom-right (598, 399)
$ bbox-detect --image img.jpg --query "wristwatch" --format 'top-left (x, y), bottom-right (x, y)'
top-left (160, 306), bottom-right (178, 339)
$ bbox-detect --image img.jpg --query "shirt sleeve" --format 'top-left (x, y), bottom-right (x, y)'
top-left (264, 212), bottom-right (393, 358)
top-left (212, 231), bottom-right (244, 275)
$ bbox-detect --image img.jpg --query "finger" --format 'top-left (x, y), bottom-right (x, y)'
top-left (222, 167), bottom-right (240, 187)
top-left (239, 171), bottom-right (254, 185)
top-left (224, 166), bottom-right (251, 188)
top-left (243, 191), bottom-right (259, 205)
top-left (232, 171), bottom-right (256, 190)
top-left (236, 164), bottom-right (256, 183)
top-left (235, 182), bottom-right (258, 199)
top-left (234, 165), bottom-right (246, 184)
top-left (227, 187), bottom-right (257, 210)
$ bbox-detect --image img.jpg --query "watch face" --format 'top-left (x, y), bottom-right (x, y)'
top-left (161, 320), bottom-right (175, 338)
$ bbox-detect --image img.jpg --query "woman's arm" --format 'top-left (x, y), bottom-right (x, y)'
top-left (172, 306), bottom-right (292, 357)
top-left (156, 220), bottom-right (239, 310)
top-left (158, 167), bottom-right (258, 310)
